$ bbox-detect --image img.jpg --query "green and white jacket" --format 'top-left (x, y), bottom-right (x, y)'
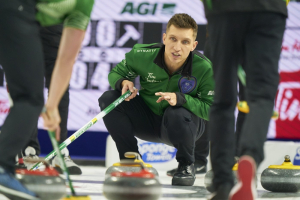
top-left (109, 43), bottom-right (215, 121)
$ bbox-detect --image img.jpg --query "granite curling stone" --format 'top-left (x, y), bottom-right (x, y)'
top-left (16, 159), bottom-right (66, 200)
top-left (103, 160), bottom-right (162, 200)
top-left (105, 152), bottom-right (159, 178)
top-left (261, 155), bottom-right (300, 192)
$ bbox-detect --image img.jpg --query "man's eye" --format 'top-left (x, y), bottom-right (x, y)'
top-left (183, 41), bottom-right (189, 44)
top-left (171, 37), bottom-right (176, 41)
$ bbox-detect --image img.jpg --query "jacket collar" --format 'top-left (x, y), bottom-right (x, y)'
top-left (153, 44), bottom-right (193, 77)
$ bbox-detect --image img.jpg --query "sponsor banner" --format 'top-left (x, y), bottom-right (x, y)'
top-left (92, 0), bottom-right (206, 24)
top-left (267, 9), bottom-right (300, 139)
top-left (138, 140), bottom-right (177, 163)
top-left (271, 28), bottom-right (300, 139)
top-left (137, 139), bottom-right (178, 170)
top-left (275, 78), bottom-right (300, 139)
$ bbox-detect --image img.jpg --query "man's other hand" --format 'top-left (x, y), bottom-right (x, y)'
top-left (155, 92), bottom-right (177, 106)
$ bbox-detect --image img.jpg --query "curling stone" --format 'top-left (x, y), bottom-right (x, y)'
top-left (103, 160), bottom-right (161, 200)
top-left (105, 152), bottom-right (159, 178)
top-left (16, 159), bottom-right (66, 200)
top-left (261, 155), bottom-right (300, 192)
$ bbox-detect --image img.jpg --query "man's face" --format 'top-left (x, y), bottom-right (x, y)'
top-left (163, 25), bottom-right (198, 66)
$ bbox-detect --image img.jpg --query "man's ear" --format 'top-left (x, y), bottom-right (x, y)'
top-left (162, 33), bottom-right (166, 45)
top-left (192, 41), bottom-right (198, 51)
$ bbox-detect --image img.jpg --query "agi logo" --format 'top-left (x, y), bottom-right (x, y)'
top-left (138, 142), bottom-right (177, 163)
top-left (161, 3), bottom-right (176, 15)
top-left (121, 2), bottom-right (176, 15)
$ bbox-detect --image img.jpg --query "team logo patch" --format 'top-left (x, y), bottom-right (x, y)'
top-left (178, 76), bottom-right (197, 94)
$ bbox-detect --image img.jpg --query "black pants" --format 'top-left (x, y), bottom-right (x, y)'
top-left (192, 36), bottom-right (213, 166)
top-left (194, 59), bottom-right (247, 166)
top-left (235, 80), bottom-right (246, 156)
top-left (0, 0), bottom-right (44, 174)
top-left (23, 24), bottom-right (69, 156)
top-left (98, 90), bottom-right (205, 164)
top-left (194, 123), bottom-right (209, 165)
top-left (207, 12), bottom-right (286, 188)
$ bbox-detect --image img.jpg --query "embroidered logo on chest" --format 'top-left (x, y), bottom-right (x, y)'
top-left (178, 76), bottom-right (197, 94)
top-left (145, 72), bottom-right (161, 83)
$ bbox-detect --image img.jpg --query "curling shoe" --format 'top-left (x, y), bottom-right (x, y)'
top-left (51, 148), bottom-right (82, 175)
top-left (172, 162), bottom-right (196, 186)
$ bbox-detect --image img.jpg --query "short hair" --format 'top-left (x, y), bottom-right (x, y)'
top-left (166, 13), bottom-right (198, 39)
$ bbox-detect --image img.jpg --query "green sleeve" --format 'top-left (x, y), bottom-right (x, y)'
top-left (64, 0), bottom-right (94, 30)
top-left (36, 0), bottom-right (94, 30)
top-left (108, 50), bottom-right (138, 89)
top-left (183, 67), bottom-right (215, 120)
